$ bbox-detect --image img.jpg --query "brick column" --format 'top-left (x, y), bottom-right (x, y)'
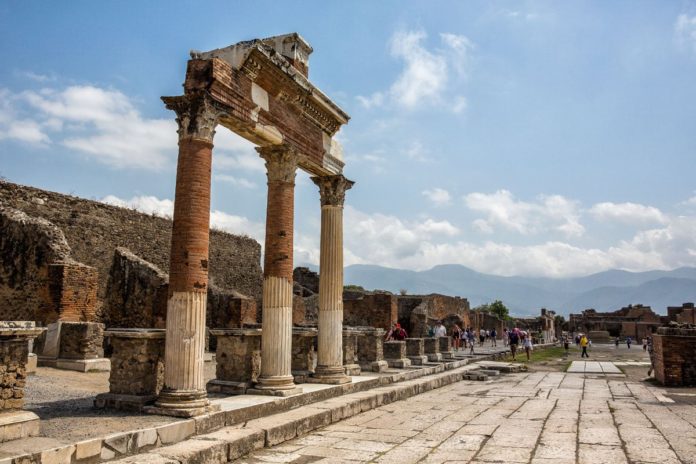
top-left (311, 175), bottom-right (354, 384)
top-left (153, 94), bottom-right (221, 416)
top-left (251, 145), bottom-right (301, 396)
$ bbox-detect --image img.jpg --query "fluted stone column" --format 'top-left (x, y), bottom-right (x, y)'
top-left (152, 94), bottom-right (221, 417)
top-left (311, 175), bottom-right (354, 384)
top-left (251, 145), bottom-right (301, 396)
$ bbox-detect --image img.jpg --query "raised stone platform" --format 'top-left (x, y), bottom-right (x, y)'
top-left (1, 347), bottom-right (511, 462)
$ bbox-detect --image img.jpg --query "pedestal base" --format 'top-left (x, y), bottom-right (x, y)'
top-left (344, 364), bottom-right (361, 376)
top-left (360, 360), bottom-right (388, 372)
top-left (0, 411), bottom-right (40, 443)
top-left (386, 358), bottom-right (412, 368)
top-left (247, 387), bottom-right (303, 397)
top-left (39, 357), bottom-right (110, 372)
top-left (427, 353), bottom-right (443, 362)
top-left (146, 388), bottom-right (218, 418)
top-left (94, 393), bottom-right (156, 412)
top-left (307, 372), bottom-right (351, 385)
top-left (441, 352), bottom-right (456, 360)
top-left (407, 356), bottom-right (428, 366)
top-left (206, 379), bottom-right (252, 395)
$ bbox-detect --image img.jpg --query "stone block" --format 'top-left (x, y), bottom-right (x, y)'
top-left (424, 337), bottom-right (440, 354)
top-left (205, 427), bottom-right (265, 461)
top-left (291, 327), bottom-right (317, 376)
top-left (40, 444), bottom-right (76, 464)
top-left (209, 328), bottom-right (261, 388)
top-left (58, 321), bottom-right (104, 359)
top-left (0, 410), bottom-right (40, 442)
top-left (357, 328), bottom-right (385, 371)
top-left (157, 419), bottom-right (196, 445)
top-left (156, 437), bottom-right (227, 464)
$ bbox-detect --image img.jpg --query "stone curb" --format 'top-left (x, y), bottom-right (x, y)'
top-left (5, 349), bottom-right (517, 463)
top-left (108, 362), bottom-right (490, 463)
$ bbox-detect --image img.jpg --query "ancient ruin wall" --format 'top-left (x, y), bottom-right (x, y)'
top-left (0, 181), bottom-right (263, 308)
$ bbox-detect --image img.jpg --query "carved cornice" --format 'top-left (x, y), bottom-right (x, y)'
top-left (162, 93), bottom-right (226, 143)
top-left (311, 175), bottom-right (354, 207)
top-left (257, 145), bottom-right (298, 183)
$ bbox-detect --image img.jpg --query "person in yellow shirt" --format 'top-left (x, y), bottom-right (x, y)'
top-left (580, 334), bottom-right (589, 358)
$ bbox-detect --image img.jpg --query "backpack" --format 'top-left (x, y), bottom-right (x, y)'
top-left (509, 332), bottom-right (519, 344)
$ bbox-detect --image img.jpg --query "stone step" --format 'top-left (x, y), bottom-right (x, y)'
top-left (108, 362), bottom-right (491, 463)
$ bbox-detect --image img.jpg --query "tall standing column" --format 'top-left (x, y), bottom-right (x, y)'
top-left (311, 175), bottom-right (354, 384)
top-left (152, 94), bottom-right (220, 416)
top-left (251, 145), bottom-right (301, 396)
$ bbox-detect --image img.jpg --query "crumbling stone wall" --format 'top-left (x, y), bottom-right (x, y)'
top-left (0, 339), bottom-right (28, 410)
top-left (667, 303), bottom-right (696, 325)
top-left (58, 322), bottom-right (104, 359)
top-left (569, 304), bottom-right (666, 338)
top-left (0, 181), bottom-right (263, 313)
top-left (0, 206), bottom-right (98, 324)
top-left (344, 292), bottom-right (398, 330)
top-left (405, 294), bottom-right (471, 337)
top-left (104, 247), bottom-right (256, 330)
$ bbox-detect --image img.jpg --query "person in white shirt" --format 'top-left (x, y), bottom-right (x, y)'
top-left (434, 321), bottom-right (447, 338)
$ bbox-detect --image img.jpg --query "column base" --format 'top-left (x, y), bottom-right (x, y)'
top-left (146, 388), bottom-right (218, 418)
top-left (309, 365), bottom-right (351, 384)
top-left (344, 364), bottom-right (362, 376)
top-left (249, 375), bottom-right (302, 396)
top-left (0, 411), bottom-right (40, 443)
top-left (426, 353), bottom-right (443, 362)
top-left (359, 360), bottom-right (388, 372)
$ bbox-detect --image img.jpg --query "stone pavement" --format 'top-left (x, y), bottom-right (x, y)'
top-left (567, 361), bottom-right (622, 374)
top-left (234, 370), bottom-right (696, 463)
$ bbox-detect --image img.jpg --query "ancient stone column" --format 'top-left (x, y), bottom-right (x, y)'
top-left (251, 145), bottom-right (301, 395)
top-left (311, 175), bottom-right (354, 384)
top-left (153, 94), bottom-right (221, 416)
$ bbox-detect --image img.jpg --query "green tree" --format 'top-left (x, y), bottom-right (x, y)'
top-left (473, 300), bottom-right (510, 320)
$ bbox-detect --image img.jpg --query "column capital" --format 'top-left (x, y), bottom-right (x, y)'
top-left (257, 145), bottom-right (299, 183)
top-left (311, 175), bottom-right (355, 207)
top-left (162, 93), bottom-right (224, 144)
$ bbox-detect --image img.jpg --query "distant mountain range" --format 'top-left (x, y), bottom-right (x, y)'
top-left (333, 264), bottom-right (696, 317)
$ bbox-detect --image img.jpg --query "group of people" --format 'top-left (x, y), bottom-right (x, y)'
top-left (506, 327), bottom-right (534, 361)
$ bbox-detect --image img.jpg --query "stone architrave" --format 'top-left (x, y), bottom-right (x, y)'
top-left (310, 175), bottom-right (354, 384)
top-left (357, 328), bottom-right (388, 372)
top-left (424, 338), bottom-right (442, 362)
top-left (405, 338), bottom-right (428, 365)
top-left (249, 145), bottom-right (302, 396)
top-left (151, 93), bottom-right (224, 417)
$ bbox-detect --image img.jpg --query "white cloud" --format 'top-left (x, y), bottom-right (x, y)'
top-left (675, 13), bottom-right (696, 54)
top-left (101, 194), bottom-right (265, 243)
top-left (464, 190), bottom-right (584, 238)
top-left (214, 174), bottom-right (257, 189)
top-left (415, 219), bottom-right (460, 236)
top-left (589, 202), bottom-right (667, 225)
top-left (422, 187), bottom-right (452, 206)
top-left (359, 29), bottom-right (473, 113)
top-left (404, 140), bottom-right (432, 162)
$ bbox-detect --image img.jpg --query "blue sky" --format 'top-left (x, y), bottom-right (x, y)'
top-left (1, 1), bottom-right (696, 278)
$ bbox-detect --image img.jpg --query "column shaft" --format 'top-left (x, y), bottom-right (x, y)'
top-left (255, 146), bottom-right (298, 392)
top-left (155, 94), bottom-right (219, 414)
top-left (312, 175), bottom-right (354, 384)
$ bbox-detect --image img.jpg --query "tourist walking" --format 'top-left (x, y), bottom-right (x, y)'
top-left (563, 335), bottom-right (569, 353)
top-left (509, 328), bottom-right (520, 360)
top-left (615, 337), bottom-right (620, 348)
top-left (626, 336), bottom-right (632, 349)
top-left (580, 333), bottom-right (589, 358)
top-left (434, 321), bottom-right (446, 338)
top-left (642, 337), bottom-right (647, 351)
top-left (468, 329), bottom-right (476, 354)
top-left (460, 327), bottom-right (467, 349)
top-left (490, 328), bottom-right (497, 347)
top-left (452, 324), bottom-right (462, 351)
top-left (647, 336), bottom-right (655, 377)
top-left (523, 333), bottom-right (533, 361)
top-left (503, 328), bottom-right (509, 347)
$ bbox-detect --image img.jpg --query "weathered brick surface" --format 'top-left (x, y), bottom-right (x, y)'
top-left (653, 327), bottom-right (696, 386)
top-left (0, 339), bottom-right (28, 410)
top-left (0, 181), bottom-right (263, 314)
top-left (264, 179), bottom-right (294, 281)
top-left (169, 137), bottom-right (213, 294)
top-left (344, 293), bottom-right (397, 330)
top-left (46, 262), bottom-right (98, 323)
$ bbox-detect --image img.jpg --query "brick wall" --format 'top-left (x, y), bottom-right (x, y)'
top-left (46, 262), bottom-right (98, 323)
top-left (653, 327), bottom-right (696, 386)
top-left (344, 293), bottom-right (397, 330)
top-left (0, 181), bottom-right (263, 311)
